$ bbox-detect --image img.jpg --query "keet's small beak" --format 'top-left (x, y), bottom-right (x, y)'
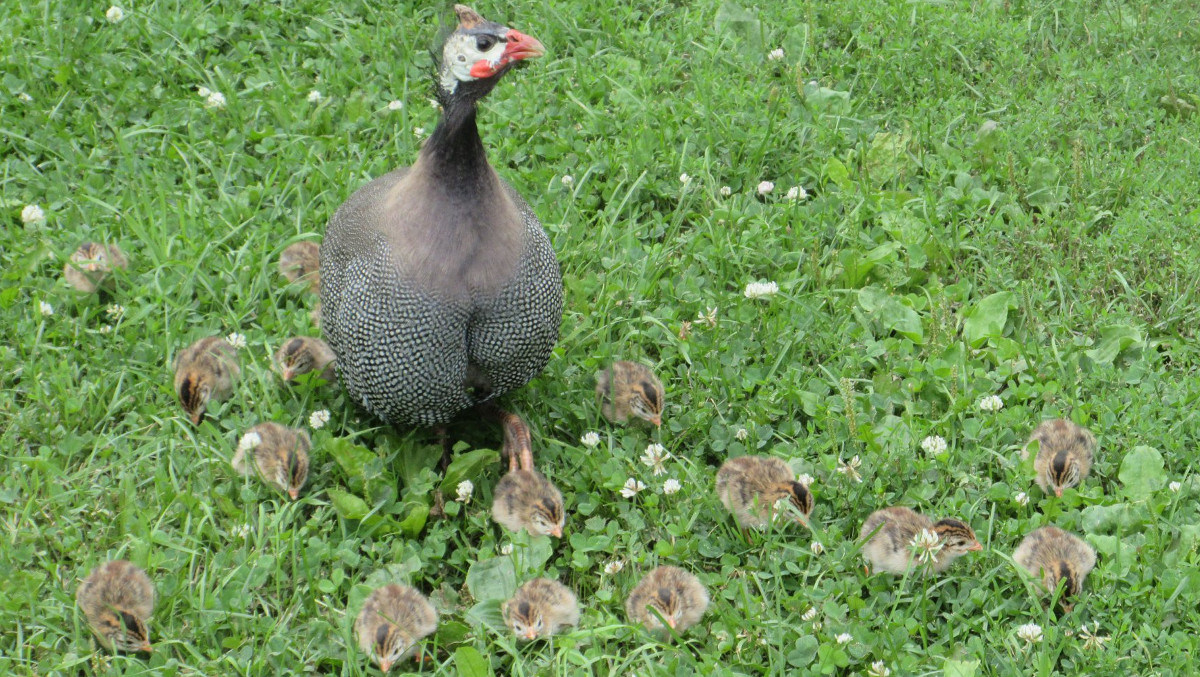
top-left (379, 658), bottom-right (392, 672)
top-left (549, 525), bottom-right (563, 538)
top-left (140, 641), bottom-right (153, 653)
top-left (503, 29), bottom-right (546, 61)
top-left (190, 410), bottom-right (203, 426)
top-left (525, 629), bottom-right (538, 640)
top-left (650, 415), bottom-right (662, 427)
top-left (666, 618), bottom-right (676, 630)
top-left (282, 368), bottom-right (295, 381)
top-left (1054, 488), bottom-right (1063, 498)
top-left (968, 541), bottom-right (983, 551)
top-left (288, 488), bottom-right (300, 500)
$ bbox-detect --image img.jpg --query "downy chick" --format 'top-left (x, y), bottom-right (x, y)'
top-left (503, 578), bottom-right (580, 640)
top-left (1024, 419), bottom-right (1096, 497)
top-left (492, 469), bottom-right (564, 538)
top-left (716, 455), bottom-right (814, 528)
top-left (63, 242), bottom-right (128, 293)
top-left (625, 565), bottom-right (708, 634)
top-left (76, 560), bottom-right (155, 653)
top-left (174, 336), bottom-right (240, 425)
top-left (232, 422), bottom-right (311, 500)
top-left (278, 241), bottom-right (321, 294)
top-left (1013, 525), bottom-right (1096, 612)
top-left (859, 506), bottom-right (982, 575)
top-left (274, 336), bottom-right (336, 383)
top-left (354, 584), bottom-right (438, 672)
top-left (596, 361), bottom-right (664, 427)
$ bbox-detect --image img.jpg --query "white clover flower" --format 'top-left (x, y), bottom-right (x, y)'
top-left (662, 478), bottom-right (681, 495)
top-left (603, 559), bottom-right (624, 575)
top-left (1014, 491), bottom-right (1030, 507)
top-left (786, 185), bottom-right (808, 201)
top-left (801, 607), bottom-right (818, 622)
top-left (743, 281), bottom-right (779, 299)
top-left (413, 127), bottom-right (425, 137)
top-left (309, 409), bottom-right (331, 429)
top-left (1079, 622), bottom-right (1110, 650)
top-left (757, 180), bottom-right (774, 195)
top-left (619, 478), bottom-right (646, 499)
top-left (835, 633), bottom-right (852, 645)
top-left (641, 443), bottom-right (669, 476)
top-left (580, 431), bottom-right (600, 448)
top-left (719, 185), bottom-right (732, 197)
top-left (17, 92), bottom-right (33, 103)
top-left (560, 174), bottom-right (574, 187)
top-left (978, 394), bottom-right (1004, 412)
top-left (205, 91), bottom-right (226, 109)
top-left (387, 99), bottom-right (404, 111)
top-left (105, 303), bottom-right (126, 319)
top-left (679, 173), bottom-right (691, 185)
top-left (1016, 623), bottom-right (1043, 644)
top-left (810, 541), bottom-right (825, 555)
top-left (734, 428), bottom-right (749, 441)
top-left (225, 332), bottom-right (247, 349)
top-left (105, 6), bottom-right (124, 23)
top-left (797, 473), bottom-right (815, 487)
top-left (237, 431), bottom-right (263, 454)
top-left (99, 325), bottom-right (113, 334)
top-left (455, 479), bottom-right (474, 504)
top-left (866, 661), bottom-right (891, 677)
top-left (307, 90), bottom-right (323, 104)
top-left (196, 86), bottom-right (212, 97)
top-left (920, 435), bottom-right (947, 455)
top-left (21, 204), bottom-right (45, 226)
top-left (1169, 481), bottom-right (1182, 493)
top-left (812, 620), bottom-right (823, 632)
top-left (910, 528), bottom-right (944, 564)
top-left (231, 523), bottom-right (251, 539)
top-left (499, 543), bottom-right (514, 555)
top-left (767, 48), bottom-right (785, 61)
top-left (836, 455), bottom-right (863, 483)
top-left (698, 306), bottom-right (718, 327)
top-left (38, 301), bottom-right (54, 316)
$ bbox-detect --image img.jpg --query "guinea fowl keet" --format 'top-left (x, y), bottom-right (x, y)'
top-left (354, 584), bottom-right (438, 672)
top-left (174, 336), bottom-right (240, 425)
top-left (76, 560), bottom-right (155, 653)
top-left (319, 5), bottom-right (562, 445)
top-left (1023, 418), bottom-right (1095, 498)
top-left (716, 455), bottom-right (813, 528)
top-left (1012, 525), bottom-right (1096, 612)
top-left (595, 361), bottom-right (665, 427)
top-left (859, 506), bottom-right (982, 575)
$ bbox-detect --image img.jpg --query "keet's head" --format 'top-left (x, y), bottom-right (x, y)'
top-left (932, 519), bottom-right (983, 555)
top-left (1048, 451), bottom-right (1082, 497)
top-left (527, 493), bottom-right (564, 538)
top-left (503, 598), bottom-right (545, 640)
top-left (177, 371), bottom-right (213, 425)
top-left (95, 607), bottom-right (152, 653)
top-left (372, 622), bottom-right (413, 672)
top-left (438, 5), bottom-right (545, 101)
top-left (628, 376), bottom-right (664, 427)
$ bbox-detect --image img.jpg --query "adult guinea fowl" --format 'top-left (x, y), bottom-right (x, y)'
top-left (320, 5), bottom-right (562, 456)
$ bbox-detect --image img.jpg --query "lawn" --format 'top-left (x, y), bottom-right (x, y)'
top-left (2, 0), bottom-right (1199, 675)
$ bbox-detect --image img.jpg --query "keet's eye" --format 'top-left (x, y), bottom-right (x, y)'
top-left (476, 35), bottom-right (497, 51)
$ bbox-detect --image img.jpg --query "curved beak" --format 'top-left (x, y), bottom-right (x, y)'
top-left (190, 410), bottom-right (204, 426)
top-left (282, 368), bottom-right (295, 381)
top-left (967, 541), bottom-right (983, 552)
top-left (649, 415), bottom-right (662, 427)
top-left (1054, 488), bottom-right (1063, 498)
top-left (288, 488), bottom-right (300, 500)
top-left (503, 29), bottom-right (545, 61)
top-left (549, 525), bottom-right (563, 538)
top-left (140, 641), bottom-right (153, 653)
top-left (525, 629), bottom-right (538, 640)
top-left (666, 618), bottom-right (677, 630)
top-left (379, 658), bottom-right (392, 672)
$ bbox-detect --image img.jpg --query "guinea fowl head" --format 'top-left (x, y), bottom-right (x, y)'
top-left (437, 5), bottom-right (545, 105)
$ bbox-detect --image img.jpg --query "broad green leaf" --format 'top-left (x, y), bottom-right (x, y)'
top-left (327, 488), bottom-right (370, 520)
top-left (944, 659), bottom-right (980, 677)
top-left (326, 438), bottom-right (376, 489)
top-left (440, 448), bottom-right (500, 495)
top-left (464, 600), bottom-right (508, 634)
top-left (1081, 503), bottom-right (1135, 533)
top-left (1118, 445), bottom-right (1165, 500)
top-left (962, 291), bottom-right (1014, 346)
top-left (804, 81), bottom-right (851, 115)
top-left (861, 129), bottom-right (915, 186)
top-left (858, 287), bottom-right (925, 343)
top-left (397, 502), bottom-right (429, 538)
top-left (714, 1), bottom-right (763, 57)
top-left (1085, 324), bottom-right (1144, 365)
top-left (823, 156), bottom-right (852, 192)
top-left (508, 532), bottom-right (554, 575)
top-left (786, 635), bottom-right (818, 667)
top-left (1025, 157), bottom-right (1066, 212)
top-left (396, 443), bottom-right (441, 488)
top-left (465, 556), bottom-right (517, 602)
top-left (453, 646), bottom-right (492, 677)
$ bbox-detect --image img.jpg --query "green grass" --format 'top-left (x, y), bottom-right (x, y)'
top-left (3, 0), bottom-right (1200, 675)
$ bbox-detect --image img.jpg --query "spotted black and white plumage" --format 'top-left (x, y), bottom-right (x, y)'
top-left (319, 5), bottom-right (560, 428)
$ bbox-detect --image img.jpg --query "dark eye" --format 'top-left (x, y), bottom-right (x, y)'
top-left (476, 35), bottom-right (497, 51)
